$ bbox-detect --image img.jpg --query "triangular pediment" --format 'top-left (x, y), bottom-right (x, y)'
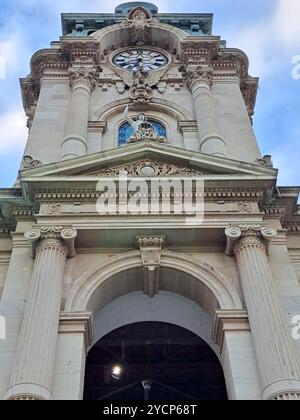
top-left (19, 141), bottom-right (278, 180)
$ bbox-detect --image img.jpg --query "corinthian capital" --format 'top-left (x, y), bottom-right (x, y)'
top-left (225, 225), bottom-right (277, 256)
top-left (25, 226), bottom-right (77, 258)
top-left (185, 65), bottom-right (213, 91)
top-left (68, 66), bottom-right (97, 92)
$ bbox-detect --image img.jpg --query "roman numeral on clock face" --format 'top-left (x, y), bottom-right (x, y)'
top-left (113, 49), bottom-right (168, 71)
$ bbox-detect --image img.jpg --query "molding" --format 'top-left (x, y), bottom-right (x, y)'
top-left (59, 311), bottom-right (94, 352)
top-left (33, 190), bottom-right (264, 203)
top-left (285, 223), bottom-right (300, 233)
top-left (289, 251), bottom-right (300, 264)
top-left (88, 121), bottom-right (107, 134)
top-left (177, 120), bottom-right (198, 133)
top-left (212, 310), bottom-right (250, 352)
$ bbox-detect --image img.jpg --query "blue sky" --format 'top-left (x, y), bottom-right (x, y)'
top-left (0, 0), bottom-right (299, 187)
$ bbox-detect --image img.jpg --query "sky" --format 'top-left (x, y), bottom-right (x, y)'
top-left (0, 0), bottom-right (299, 187)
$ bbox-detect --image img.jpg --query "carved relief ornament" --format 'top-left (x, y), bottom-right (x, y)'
top-left (68, 66), bottom-right (97, 92)
top-left (137, 236), bottom-right (165, 299)
top-left (185, 65), bottom-right (214, 91)
top-left (92, 160), bottom-right (206, 177)
top-left (124, 7), bottom-right (153, 47)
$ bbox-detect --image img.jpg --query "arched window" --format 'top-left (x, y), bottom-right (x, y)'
top-left (118, 120), bottom-right (166, 146)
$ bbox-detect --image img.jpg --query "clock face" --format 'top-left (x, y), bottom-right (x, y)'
top-left (113, 48), bottom-right (168, 72)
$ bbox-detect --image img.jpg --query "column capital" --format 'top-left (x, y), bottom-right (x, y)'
top-left (68, 66), bottom-right (97, 92)
top-left (225, 224), bottom-right (277, 256)
top-left (185, 65), bottom-right (213, 91)
top-left (25, 226), bottom-right (77, 258)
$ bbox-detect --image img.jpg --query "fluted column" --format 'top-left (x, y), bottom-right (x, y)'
top-left (5, 226), bottom-right (77, 400)
top-left (186, 65), bottom-right (227, 157)
top-left (225, 225), bottom-right (300, 400)
top-left (60, 66), bottom-right (96, 160)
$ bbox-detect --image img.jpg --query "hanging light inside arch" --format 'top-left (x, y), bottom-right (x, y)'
top-left (112, 364), bottom-right (123, 380)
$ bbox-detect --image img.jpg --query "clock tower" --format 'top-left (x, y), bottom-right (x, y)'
top-left (0, 2), bottom-right (300, 401)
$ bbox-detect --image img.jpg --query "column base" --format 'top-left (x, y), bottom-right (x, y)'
top-left (263, 379), bottom-right (300, 400)
top-left (5, 383), bottom-right (53, 400)
top-left (200, 135), bottom-right (227, 157)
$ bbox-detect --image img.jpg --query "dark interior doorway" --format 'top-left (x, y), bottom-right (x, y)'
top-left (84, 322), bottom-right (227, 400)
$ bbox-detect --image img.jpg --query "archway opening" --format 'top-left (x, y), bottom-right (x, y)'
top-left (84, 321), bottom-right (227, 401)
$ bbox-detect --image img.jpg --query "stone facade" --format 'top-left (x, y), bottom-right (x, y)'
top-left (0, 2), bottom-right (300, 400)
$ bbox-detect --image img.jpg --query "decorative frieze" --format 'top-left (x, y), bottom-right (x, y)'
top-left (91, 159), bottom-right (206, 177)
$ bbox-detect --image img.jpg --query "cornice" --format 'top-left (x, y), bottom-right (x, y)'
top-left (262, 206), bottom-right (286, 220)
top-left (284, 223), bottom-right (300, 233)
top-left (0, 227), bottom-right (11, 237)
top-left (60, 36), bottom-right (101, 64)
top-left (33, 190), bottom-right (264, 205)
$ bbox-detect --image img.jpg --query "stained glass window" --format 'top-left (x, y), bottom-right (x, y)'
top-left (119, 120), bottom-right (166, 146)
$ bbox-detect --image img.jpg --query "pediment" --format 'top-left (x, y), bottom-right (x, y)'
top-left (19, 142), bottom-right (278, 180)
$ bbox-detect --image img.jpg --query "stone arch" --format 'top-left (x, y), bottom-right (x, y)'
top-left (92, 98), bottom-right (193, 122)
top-left (90, 21), bottom-right (188, 54)
top-left (65, 250), bottom-right (242, 315)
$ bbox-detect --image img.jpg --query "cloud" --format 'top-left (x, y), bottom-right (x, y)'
top-left (0, 108), bottom-right (28, 154)
top-left (229, 0), bottom-right (300, 77)
top-left (0, 34), bottom-right (30, 77)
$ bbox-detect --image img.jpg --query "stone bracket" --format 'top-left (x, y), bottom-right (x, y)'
top-left (212, 309), bottom-right (250, 353)
top-left (136, 236), bottom-right (165, 298)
